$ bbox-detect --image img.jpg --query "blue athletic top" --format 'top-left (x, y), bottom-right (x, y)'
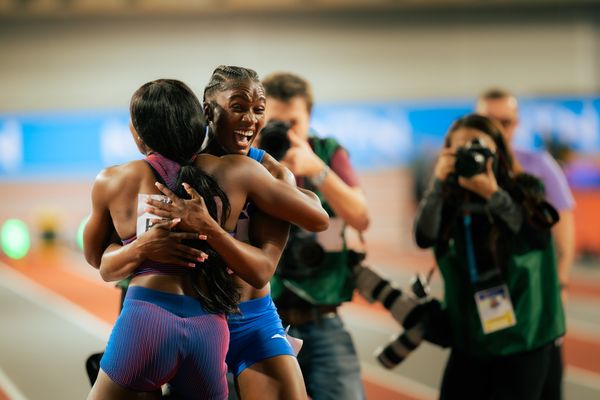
top-left (247, 147), bottom-right (266, 163)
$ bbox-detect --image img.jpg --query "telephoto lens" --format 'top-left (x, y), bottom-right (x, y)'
top-left (352, 265), bottom-right (433, 369)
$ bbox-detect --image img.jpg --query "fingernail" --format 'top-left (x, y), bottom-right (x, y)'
top-left (173, 218), bottom-right (181, 223)
top-left (197, 257), bottom-right (205, 262)
top-left (199, 234), bottom-right (207, 240)
top-left (188, 263), bottom-right (196, 268)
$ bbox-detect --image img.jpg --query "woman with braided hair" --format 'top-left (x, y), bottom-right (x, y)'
top-left (84, 78), bottom-right (328, 400)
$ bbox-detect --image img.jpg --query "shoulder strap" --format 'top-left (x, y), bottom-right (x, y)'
top-left (247, 147), bottom-right (266, 163)
top-left (143, 159), bottom-right (169, 188)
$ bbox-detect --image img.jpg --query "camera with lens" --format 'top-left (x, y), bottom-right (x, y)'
top-left (353, 263), bottom-right (450, 369)
top-left (454, 138), bottom-right (495, 178)
top-left (276, 227), bottom-right (326, 280)
top-left (258, 120), bottom-right (291, 161)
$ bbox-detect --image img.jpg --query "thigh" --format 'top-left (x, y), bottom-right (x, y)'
top-left (236, 355), bottom-right (307, 400)
top-left (87, 370), bottom-right (162, 400)
top-left (227, 306), bottom-right (295, 377)
top-left (440, 350), bottom-right (489, 400)
top-left (100, 300), bottom-right (179, 392)
top-left (170, 313), bottom-right (229, 400)
top-left (491, 344), bottom-right (553, 400)
top-left (540, 340), bottom-right (563, 400)
top-left (297, 316), bottom-right (364, 400)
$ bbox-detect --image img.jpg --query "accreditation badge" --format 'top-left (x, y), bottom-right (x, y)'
top-left (474, 284), bottom-right (517, 334)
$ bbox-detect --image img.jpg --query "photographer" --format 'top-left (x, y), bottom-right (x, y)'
top-left (414, 114), bottom-right (565, 400)
top-left (261, 72), bottom-right (369, 400)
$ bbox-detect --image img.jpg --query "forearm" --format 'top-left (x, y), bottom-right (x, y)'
top-left (205, 223), bottom-right (275, 289)
top-left (414, 179), bottom-right (444, 248)
top-left (316, 170), bottom-right (369, 231)
top-left (98, 241), bottom-right (143, 282)
top-left (553, 211), bottom-right (576, 285)
top-left (487, 189), bottom-right (523, 233)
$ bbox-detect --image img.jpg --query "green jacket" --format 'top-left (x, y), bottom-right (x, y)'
top-left (270, 136), bottom-right (355, 305)
top-left (436, 229), bottom-right (565, 357)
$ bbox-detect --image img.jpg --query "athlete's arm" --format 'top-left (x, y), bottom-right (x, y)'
top-left (94, 219), bottom-right (205, 282)
top-left (83, 169), bottom-right (118, 270)
top-left (261, 151), bottom-right (323, 210)
top-left (230, 155), bottom-right (329, 232)
top-left (146, 182), bottom-right (287, 288)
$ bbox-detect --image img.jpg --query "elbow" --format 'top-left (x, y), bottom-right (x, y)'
top-left (346, 210), bottom-right (370, 232)
top-left (246, 268), bottom-right (272, 290)
top-left (98, 266), bottom-right (114, 282)
top-left (301, 209), bottom-right (330, 233)
top-left (313, 212), bottom-right (330, 232)
top-left (236, 260), bottom-right (273, 289)
top-left (84, 249), bottom-right (101, 270)
top-left (352, 214), bottom-right (370, 232)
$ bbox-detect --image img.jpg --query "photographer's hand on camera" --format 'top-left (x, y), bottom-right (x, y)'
top-left (433, 148), bottom-right (456, 181)
top-left (457, 158), bottom-right (499, 200)
top-left (281, 129), bottom-right (327, 178)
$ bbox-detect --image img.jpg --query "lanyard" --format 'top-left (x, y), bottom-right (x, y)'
top-left (463, 211), bottom-right (479, 284)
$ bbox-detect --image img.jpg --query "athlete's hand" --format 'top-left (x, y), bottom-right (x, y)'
top-left (145, 182), bottom-right (221, 235)
top-left (137, 218), bottom-right (208, 267)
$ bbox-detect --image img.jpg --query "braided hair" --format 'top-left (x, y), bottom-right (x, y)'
top-left (203, 65), bottom-right (261, 102)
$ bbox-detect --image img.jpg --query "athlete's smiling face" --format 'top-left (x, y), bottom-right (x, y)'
top-left (208, 78), bottom-right (266, 156)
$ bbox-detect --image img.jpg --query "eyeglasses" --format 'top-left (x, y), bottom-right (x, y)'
top-left (497, 118), bottom-right (516, 129)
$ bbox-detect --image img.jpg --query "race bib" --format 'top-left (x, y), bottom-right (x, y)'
top-left (136, 194), bottom-right (171, 237)
top-left (474, 284), bottom-right (517, 334)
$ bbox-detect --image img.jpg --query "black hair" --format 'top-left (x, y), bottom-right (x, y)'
top-left (262, 72), bottom-right (314, 114)
top-left (203, 65), bottom-right (261, 102)
top-left (444, 113), bottom-right (514, 191)
top-left (479, 87), bottom-right (513, 102)
top-left (131, 79), bottom-right (239, 314)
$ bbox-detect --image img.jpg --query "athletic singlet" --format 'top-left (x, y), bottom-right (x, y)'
top-left (124, 153), bottom-right (199, 277)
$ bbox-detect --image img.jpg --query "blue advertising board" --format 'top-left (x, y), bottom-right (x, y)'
top-left (0, 95), bottom-right (598, 179)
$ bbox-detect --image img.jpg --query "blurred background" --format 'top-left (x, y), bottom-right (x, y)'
top-left (1, 0), bottom-right (599, 399)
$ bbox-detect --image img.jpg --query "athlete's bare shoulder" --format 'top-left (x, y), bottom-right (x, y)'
top-left (196, 153), bottom-right (257, 179)
top-left (92, 160), bottom-right (147, 196)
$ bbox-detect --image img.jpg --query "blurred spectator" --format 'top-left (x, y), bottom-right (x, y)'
top-left (262, 72), bottom-right (369, 400)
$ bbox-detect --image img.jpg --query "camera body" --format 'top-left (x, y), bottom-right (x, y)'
top-left (259, 120), bottom-right (291, 161)
top-left (454, 138), bottom-right (495, 178)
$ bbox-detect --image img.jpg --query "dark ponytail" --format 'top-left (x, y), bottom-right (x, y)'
top-left (175, 166), bottom-right (239, 314)
top-left (131, 79), bottom-right (239, 314)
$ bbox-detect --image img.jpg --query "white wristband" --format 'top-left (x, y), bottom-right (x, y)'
top-left (308, 165), bottom-right (330, 187)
